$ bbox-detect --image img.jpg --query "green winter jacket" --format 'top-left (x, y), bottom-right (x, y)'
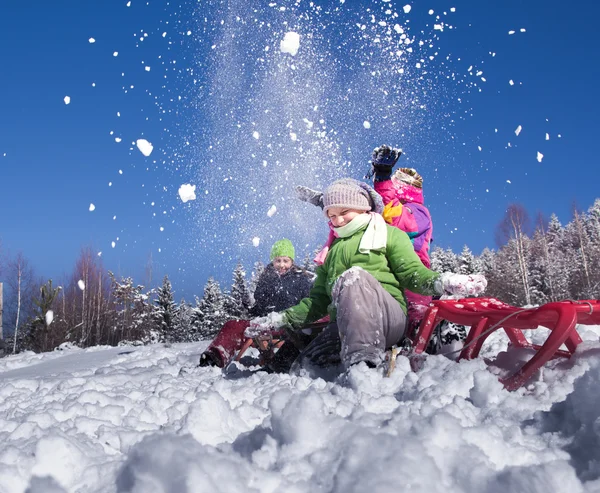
top-left (284, 224), bottom-right (441, 329)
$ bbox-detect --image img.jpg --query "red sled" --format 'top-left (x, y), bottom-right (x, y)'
top-left (411, 298), bottom-right (600, 391)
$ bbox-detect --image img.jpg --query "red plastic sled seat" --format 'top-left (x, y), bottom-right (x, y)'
top-left (412, 297), bottom-right (599, 391)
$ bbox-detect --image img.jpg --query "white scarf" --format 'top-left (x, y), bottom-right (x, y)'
top-left (334, 212), bottom-right (387, 254)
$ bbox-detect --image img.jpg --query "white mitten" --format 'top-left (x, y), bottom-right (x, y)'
top-left (244, 311), bottom-right (287, 338)
top-left (436, 272), bottom-right (487, 297)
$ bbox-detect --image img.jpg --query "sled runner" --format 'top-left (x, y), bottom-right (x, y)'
top-left (409, 298), bottom-right (600, 390)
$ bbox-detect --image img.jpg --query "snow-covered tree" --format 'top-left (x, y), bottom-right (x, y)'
top-left (227, 262), bottom-right (251, 320)
top-left (430, 246), bottom-right (459, 273)
top-left (154, 275), bottom-right (176, 342)
top-left (109, 272), bottom-right (157, 344)
top-left (194, 277), bottom-right (229, 340)
top-left (458, 245), bottom-right (478, 275)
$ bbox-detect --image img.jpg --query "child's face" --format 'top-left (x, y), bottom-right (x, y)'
top-left (327, 207), bottom-right (365, 228)
top-left (273, 256), bottom-right (293, 275)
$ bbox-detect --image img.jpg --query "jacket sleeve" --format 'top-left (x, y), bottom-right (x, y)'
top-left (386, 227), bottom-right (441, 295)
top-left (283, 265), bottom-right (330, 329)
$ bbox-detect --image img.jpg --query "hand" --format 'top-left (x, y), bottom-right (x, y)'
top-left (437, 272), bottom-right (487, 297)
top-left (245, 311), bottom-right (287, 338)
top-left (371, 145), bottom-right (402, 181)
top-left (295, 185), bottom-right (324, 209)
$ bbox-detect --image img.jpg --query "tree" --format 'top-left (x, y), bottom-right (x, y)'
top-left (249, 261), bottom-right (265, 303)
top-left (228, 262), bottom-right (252, 319)
top-left (57, 247), bottom-right (112, 347)
top-left (109, 272), bottom-right (157, 344)
top-left (155, 275), bottom-right (176, 342)
top-left (496, 204), bottom-right (532, 305)
top-left (4, 252), bottom-right (36, 353)
top-left (458, 245), bottom-right (478, 275)
top-left (430, 246), bottom-right (459, 273)
top-left (27, 279), bottom-right (62, 352)
top-left (194, 277), bottom-right (229, 340)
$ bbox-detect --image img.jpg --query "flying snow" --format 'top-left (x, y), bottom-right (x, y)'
top-left (537, 151), bottom-right (544, 163)
top-left (45, 310), bottom-right (54, 326)
top-left (280, 32), bottom-right (300, 56)
top-left (363, 120), bottom-right (371, 129)
top-left (63, 96), bottom-right (70, 105)
top-left (77, 280), bottom-right (85, 291)
top-left (178, 184), bottom-right (197, 203)
top-left (89, 203), bottom-right (95, 212)
top-left (404, 5), bottom-right (412, 14)
top-left (267, 205), bottom-right (277, 217)
top-left (546, 133), bottom-right (550, 140)
top-left (252, 131), bottom-right (260, 140)
top-left (88, 38), bottom-right (95, 44)
top-left (136, 139), bottom-right (153, 157)
top-left (515, 125), bottom-right (522, 136)
top-left (252, 236), bottom-right (260, 247)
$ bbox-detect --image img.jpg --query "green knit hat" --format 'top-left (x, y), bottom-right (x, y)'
top-left (270, 239), bottom-right (295, 261)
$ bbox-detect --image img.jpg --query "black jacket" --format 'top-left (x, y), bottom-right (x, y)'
top-left (250, 263), bottom-right (313, 317)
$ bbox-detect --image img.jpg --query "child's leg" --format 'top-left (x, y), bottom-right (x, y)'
top-left (332, 267), bottom-right (407, 368)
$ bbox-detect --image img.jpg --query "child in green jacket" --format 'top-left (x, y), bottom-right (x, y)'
top-left (248, 179), bottom-right (486, 370)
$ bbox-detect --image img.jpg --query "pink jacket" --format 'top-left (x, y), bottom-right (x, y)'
top-left (374, 180), bottom-right (433, 268)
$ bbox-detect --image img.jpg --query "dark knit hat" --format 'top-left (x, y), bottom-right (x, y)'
top-left (270, 239), bottom-right (295, 261)
top-left (322, 178), bottom-right (384, 216)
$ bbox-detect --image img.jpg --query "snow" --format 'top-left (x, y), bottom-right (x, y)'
top-left (89, 203), bottom-right (95, 212)
top-left (252, 131), bottom-right (260, 140)
top-left (45, 310), bottom-right (54, 326)
top-left (88, 38), bottom-right (95, 44)
top-left (2, 327), bottom-right (600, 492)
top-left (267, 204), bottom-right (277, 217)
top-left (537, 151), bottom-right (544, 163)
top-left (252, 236), bottom-right (260, 247)
top-left (515, 125), bottom-right (522, 136)
top-left (363, 120), bottom-right (371, 129)
top-left (135, 139), bottom-right (153, 157)
top-left (77, 280), bottom-right (85, 291)
top-left (63, 96), bottom-right (70, 105)
top-left (404, 5), bottom-right (412, 14)
top-left (178, 184), bottom-right (197, 203)
top-left (280, 32), bottom-right (300, 56)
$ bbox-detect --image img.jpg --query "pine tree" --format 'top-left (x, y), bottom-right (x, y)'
top-left (430, 246), bottom-right (459, 273)
top-left (195, 277), bottom-right (229, 340)
top-left (249, 261), bottom-right (265, 302)
top-left (108, 272), bottom-right (158, 344)
top-left (227, 262), bottom-right (251, 319)
top-left (154, 275), bottom-right (176, 342)
top-left (172, 299), bottom-right (194, 343)
top-left (458, 245), bottom-right (477, 275)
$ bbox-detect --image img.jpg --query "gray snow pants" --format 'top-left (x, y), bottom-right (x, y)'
top-left (300, 267), bottom-right (407, 369)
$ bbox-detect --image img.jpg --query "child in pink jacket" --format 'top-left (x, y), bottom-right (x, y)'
top-left (370, 145), bottom-right (434, 332)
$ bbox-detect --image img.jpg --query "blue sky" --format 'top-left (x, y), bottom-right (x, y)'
top-left (1, 0), bottom-right (599, 301)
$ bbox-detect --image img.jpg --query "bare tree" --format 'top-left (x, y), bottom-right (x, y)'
top-left (5, 252), bottom-right (36, 353)
top-left (496, 204), bottom-right (532, 305)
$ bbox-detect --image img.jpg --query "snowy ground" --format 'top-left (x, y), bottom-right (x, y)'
top-left (2, 325), bottom-right (600, 493)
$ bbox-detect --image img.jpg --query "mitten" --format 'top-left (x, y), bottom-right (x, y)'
top-left (245, 311), bottom-right (287, 338)
top-left (295, 185), bottom-right (324, 209)
top-left (371, 145), bottom-right (402, 182)
top-left (435, 272), bottom-right (487, 297)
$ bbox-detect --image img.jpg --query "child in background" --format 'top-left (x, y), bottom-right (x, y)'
top-left (199, 239), bottom-right (312, 368)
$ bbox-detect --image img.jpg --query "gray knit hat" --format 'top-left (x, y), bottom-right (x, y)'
top-left (322, 178), bottom-right (384, 216)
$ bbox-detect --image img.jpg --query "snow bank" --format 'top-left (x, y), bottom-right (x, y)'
top-left (0, 327), bottom-right (599, 492)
